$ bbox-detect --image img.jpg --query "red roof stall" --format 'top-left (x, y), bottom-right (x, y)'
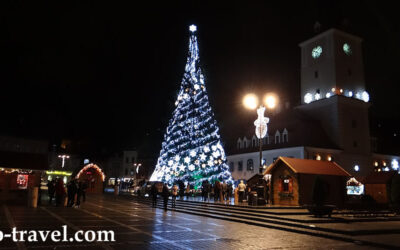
top-left (264, 157), bottom-right (351, 207)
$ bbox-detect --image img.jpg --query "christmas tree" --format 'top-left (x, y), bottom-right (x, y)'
top-left (150, 25), bottom-right (233, 189)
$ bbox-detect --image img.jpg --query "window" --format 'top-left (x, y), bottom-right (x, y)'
top-left (237, 139), bottom-right (242, 149)
top-left (247, 159), bottom-right (254, 171)
top-left (131, 157), bottom-right (135, 163)
top-left (229, 162), bottom-right (234, 172)
top-left (126, 157), bottom-right (129, 163)
top-left (243, 140), bottom-right (247, 148)
top-left (314, 70), bottom-right (318, 78)
top-left (283, 179), bottom-right (290, 192)
top-left (238, 161), bottom-right (243, 171)
top-left (252, 138), bottom-right (257, 147)
top-left (282, 128), bottom-right (288, 143)
top-left (275, 130), bottom-right (281, 144)
top-left (279, 177), bottom-right (293, 193)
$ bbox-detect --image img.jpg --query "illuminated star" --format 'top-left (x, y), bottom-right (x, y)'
top-left (189, 25), bottom-right (197, 32)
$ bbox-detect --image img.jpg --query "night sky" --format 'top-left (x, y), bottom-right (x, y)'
top-left (0, 1), bottom-right (399, 156)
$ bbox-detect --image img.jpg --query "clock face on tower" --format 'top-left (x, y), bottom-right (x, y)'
top-left (311, 46), bottom-right (322, 59)
top-left (343, 43), bottom-right (352, 55)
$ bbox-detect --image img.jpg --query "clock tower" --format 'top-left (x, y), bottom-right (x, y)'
top-left (297, 29), bottom-right (371, 169)
top-left (299, 29), bottom-right (367, 104)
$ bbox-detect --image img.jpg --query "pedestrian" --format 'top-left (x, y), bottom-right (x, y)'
top-left (67, 179), bottom-right (77, 207)
top-left (47, 180), bottom-right (55, 205)
top-left (227, 183), bottom-right (233, 202)
top-left (203, 181), bottom-right (209, 202)
top-left (214, 181), bottom-right (220, 202)
top-left (238, 180), bottom-right (246, 203)
top-left (222, 181), bottom-right (228, 201)
top-left (179, 181), bottom-right (185, 200)
top-left (75, 181), bottom-right (84, 208)
top-left (151, 183), bottom-right (158, 208)
top-left (171, 183), bottom-right (178, 208)
top-left (185, 184), bottom-right (190, 198)
top-left (162, 183), bottom-right (170, 211)
top-left (55, 178), bottom-right (66, 207)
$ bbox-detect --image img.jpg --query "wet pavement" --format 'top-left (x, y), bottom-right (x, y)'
top-left (0, 194), bottom-right (399, 249)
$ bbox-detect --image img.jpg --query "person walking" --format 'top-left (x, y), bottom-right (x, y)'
top-left (47, 180), bottom-right (55, 205)
top-left (55, 178), bottom-right (66, 207)
top-left (75, 181), bottom-right (84, 208)
top-left (151, 183), bottom-right (158, 208)
top-left (162, 183), bottom-right (170, 211)
top-left (227, 183), bottom-right (233, 202)
top-left (214, 181), bottom-right (220, 202)
top-left (222, 181), bottom-right (228, 201)
top-left (238, 180), bottom-right (246, 203)
top-left (203, 181), bottom-right (209, 202)
top-left (171, 183), bottom-right (178, 208)
top-left (179, 181), bottom-right (185, 200)
top-left (67, 179), bottom-right (78, 207)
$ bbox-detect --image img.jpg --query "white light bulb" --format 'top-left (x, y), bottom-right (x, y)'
top-left (354, 165), bottom-right (360, 172)
top-left (304, 93), bottom-right (313, 104)
top-left (314, 93), bottom-right (321, 100)
top-left (326, 93), bottom-right (331, 98)
top-left (348, 91), bottom-right (353, 97)
top-left (392, 159), bottom-right (399, 170)
top-left (361, 91), bottom-right (369, 102)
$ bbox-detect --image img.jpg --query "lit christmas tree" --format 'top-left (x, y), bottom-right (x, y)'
top-left (150, 25), bottom-right (233, 189)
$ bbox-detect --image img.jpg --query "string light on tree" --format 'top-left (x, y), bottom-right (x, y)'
top-left (150, 25), bottom-right (233, 188)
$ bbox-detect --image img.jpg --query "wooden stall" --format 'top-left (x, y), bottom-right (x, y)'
top-left (264, 157), bottom-right (351, 207)
top-left (364, 171), bottom-right (397, 204)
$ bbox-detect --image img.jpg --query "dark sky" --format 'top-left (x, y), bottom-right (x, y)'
top-left (0, 1), bottom-right (399, 156)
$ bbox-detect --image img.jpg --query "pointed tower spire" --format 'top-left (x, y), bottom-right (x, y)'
top-left (150, 25), bottom-right (233, 188)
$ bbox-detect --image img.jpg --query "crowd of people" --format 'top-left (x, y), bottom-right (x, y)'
top-left (149, 180), bottom-right (257, 211)
top-left (46, 178), bottom-right (88, 207)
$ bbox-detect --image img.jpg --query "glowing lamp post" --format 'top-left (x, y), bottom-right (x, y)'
top-left (243, 93), bottom-right (277, 174)
top-left (58, 154), bottom-right (70, 168)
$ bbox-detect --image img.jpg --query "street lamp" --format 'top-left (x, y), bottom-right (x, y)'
top-left (58, 154), bottom-right (70, 168)
top-left (243, 93), bottom-right (277, 174)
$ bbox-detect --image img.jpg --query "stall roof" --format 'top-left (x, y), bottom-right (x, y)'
top-left (264, 157), bottom-right (351, 177)
top-left (0, 151), bottom-right (48, 171)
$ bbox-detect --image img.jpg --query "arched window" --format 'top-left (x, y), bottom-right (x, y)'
top-left (238, 161), bottom-right (243, 171)
top-left (237, 138), bottom-right (242, 149)
top-left (275, 130), bottom-right (281, 144)
top-left (282, 128), bottom-right (288, 143)
top-left (243, 137), bottom-right (248, 148)
top-left (229, 162), bottom-right (234, 172)
top-left (247, 159), bottom-right (254, 171)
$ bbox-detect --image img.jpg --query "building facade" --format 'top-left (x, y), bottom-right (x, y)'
top-left (226, 29), bottom-right (400, 181)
